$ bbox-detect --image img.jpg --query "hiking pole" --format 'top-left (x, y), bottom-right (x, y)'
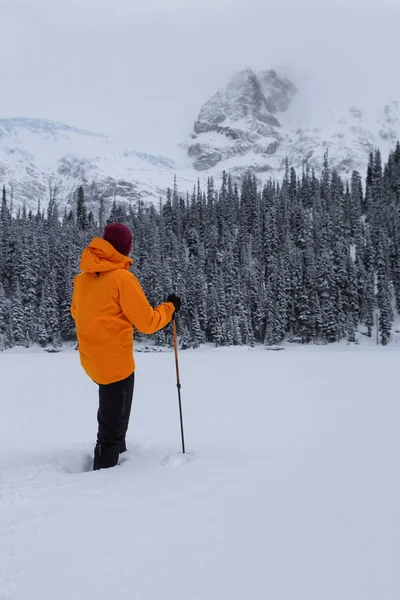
top-left (172, 316), bottom-right (186, 454)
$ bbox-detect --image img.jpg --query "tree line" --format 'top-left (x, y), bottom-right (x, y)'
top-left (1, 144), bottom-right (400, 350)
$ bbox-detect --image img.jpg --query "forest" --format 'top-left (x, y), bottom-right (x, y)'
top-left (1, 145), bottom-right (399, 350)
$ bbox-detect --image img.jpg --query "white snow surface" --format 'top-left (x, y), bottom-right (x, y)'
top-left (0, 344), bottom-right (399, 599)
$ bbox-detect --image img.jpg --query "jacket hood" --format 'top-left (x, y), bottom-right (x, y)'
top-left (80, 237), bottom-right (133, 273)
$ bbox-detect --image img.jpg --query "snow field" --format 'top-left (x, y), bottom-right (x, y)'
top-left (0, 345), bottom-right (399, 599)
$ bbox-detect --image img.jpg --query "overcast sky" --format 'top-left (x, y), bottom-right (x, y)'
top-left (1, 0), bottom-right (400, 154)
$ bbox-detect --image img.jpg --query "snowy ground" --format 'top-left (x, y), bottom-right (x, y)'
top-left (0, 344), bottom-right (399, 600)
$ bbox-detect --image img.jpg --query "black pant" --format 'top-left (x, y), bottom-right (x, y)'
top-left (93, 372), bottom-right (135, 470)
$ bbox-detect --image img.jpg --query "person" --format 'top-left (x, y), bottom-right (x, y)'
top-left (70, 222), bottom-right (181, 470)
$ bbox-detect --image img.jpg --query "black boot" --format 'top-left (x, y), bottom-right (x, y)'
top-left (119, 439), bottom-right (127, 454)
top-left (93, 443), bottom-right (120, 470)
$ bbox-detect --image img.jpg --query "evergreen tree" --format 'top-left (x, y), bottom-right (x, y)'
top-left (0, 283), bottom-right (6, 349)
top-left (76, 186), bottom-right (87, 231)
top-left (37, 292), bottom-right (49, 347)
top-left (376, 232), bottom-right (393, 344)
top-left (99, 196), bottom-right (106, 232)
top-left (11, 282), bottom-right (27, 347)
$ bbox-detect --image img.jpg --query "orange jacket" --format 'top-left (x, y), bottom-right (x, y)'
top-left (71, 237), bottom-right (175, 385)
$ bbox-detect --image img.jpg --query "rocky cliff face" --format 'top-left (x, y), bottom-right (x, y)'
top-left (187, 69), bottom-right (296, 171)
top-left (184, 69), bottom-right (400, 179)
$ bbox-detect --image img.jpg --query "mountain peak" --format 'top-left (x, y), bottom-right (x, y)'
top-left (187, 69), bottom-right (297, 171)
top-left (193, 69), bottom-right (296, 138)
top-left (185, 68), bottom-right (400, 176)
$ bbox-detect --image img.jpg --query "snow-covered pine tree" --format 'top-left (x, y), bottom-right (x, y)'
top-left (76, 186), bottom-right (88, 231)
top-left (11, 281), bottom-right (27, 347)
top-left (0, 282), bottom-right (7, 349)
top-left (376, 231), bottom-right (393, 345)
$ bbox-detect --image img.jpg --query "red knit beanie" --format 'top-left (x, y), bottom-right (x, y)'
top-left (103, 223), bottom-right (132, 256)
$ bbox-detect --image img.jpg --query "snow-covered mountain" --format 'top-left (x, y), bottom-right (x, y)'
top-left (184, 68), bottom-right (400, 178)
top-left (1, 70), bottom-right (400, 211)
top-left (0, 118), bottom-right (187, 211)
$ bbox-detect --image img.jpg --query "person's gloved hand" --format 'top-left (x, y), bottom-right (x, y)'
top-left (166, 294), bottom-right (181, 314)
